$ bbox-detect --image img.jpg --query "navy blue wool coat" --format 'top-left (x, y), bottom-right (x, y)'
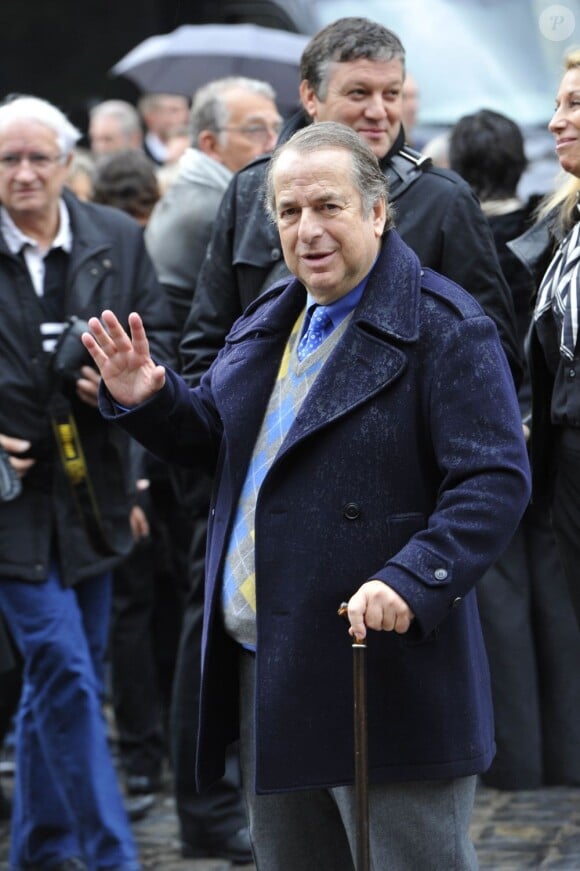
top-left (105, 230), bottom-right (531, 793)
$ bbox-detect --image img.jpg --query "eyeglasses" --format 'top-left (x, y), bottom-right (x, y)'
top-left (217, 123), bottom-right (283, 143)
top-left (0, 152), bottom-right (65, 172)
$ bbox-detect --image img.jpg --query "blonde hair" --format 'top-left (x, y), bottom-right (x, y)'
top-left (538, 49), bottom-right (580, 232)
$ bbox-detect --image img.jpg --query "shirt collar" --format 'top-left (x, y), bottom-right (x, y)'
top-left (1, 199), bottom-right (73, 256)
top-left (305, 256), bottom-right (377, 329)
top-left (144, 132), bottom-right (167, 163)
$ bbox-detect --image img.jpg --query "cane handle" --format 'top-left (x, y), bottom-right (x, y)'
top-left (337, 601), bottom-right (365, 646)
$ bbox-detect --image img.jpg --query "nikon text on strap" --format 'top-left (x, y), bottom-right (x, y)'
top-left (49, 392), bottom-right (116, 556)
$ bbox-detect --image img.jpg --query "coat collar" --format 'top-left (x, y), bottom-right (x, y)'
top-left (62, 188), bottom-right (112, 257)
top-left (258, 229), bottom-right (422, 345)
top-left (353, 229), bottom-right (421, 341)
top-left (0, 189), bottom-right (114, 260)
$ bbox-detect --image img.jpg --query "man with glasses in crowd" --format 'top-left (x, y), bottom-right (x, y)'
top-left (146, 75), bottom-right (281, 326)
top-left (144, 75), bottom-right (281, 865)
top-left (0, 95), bottom-right (174, 871)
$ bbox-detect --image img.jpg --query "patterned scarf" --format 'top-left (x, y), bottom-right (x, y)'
top-left (534, 214), bottom-right (580, 361)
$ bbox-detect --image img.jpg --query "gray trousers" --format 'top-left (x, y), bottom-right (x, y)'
top-left (239, 650), bottom-right (478, 871)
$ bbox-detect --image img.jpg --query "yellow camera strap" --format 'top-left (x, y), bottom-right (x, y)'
top-left (49, 393), bottom-right (116, 556)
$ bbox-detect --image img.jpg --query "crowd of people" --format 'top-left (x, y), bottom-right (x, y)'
top-left (0, 13), bottom-right (579, 871)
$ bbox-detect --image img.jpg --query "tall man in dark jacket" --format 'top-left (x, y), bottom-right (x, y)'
top-left (145, 75), bottom-right (281, 864)
top-left (84, 123), bottom-right (530, 870)
top-left (179, 16), bottom-right (521, 388)
top-left (0, 95), bottom-right (174, 871)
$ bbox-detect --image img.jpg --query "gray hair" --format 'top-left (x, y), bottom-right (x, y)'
top-left (190, 76), bottom-right (276, 145)
top-left (89, 100), bottom-right (142, 139)
top-left (264, 121), bottom-right (393, 229)
top-left (300, 17), bottom-right (405, 101)
top-left (0, 95), bottom-right (81, 156)
top-left (137, 93), bottom-right (189, 114)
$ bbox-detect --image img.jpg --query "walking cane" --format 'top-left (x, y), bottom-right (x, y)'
top-left (338, 602), bottom-right (370, 871)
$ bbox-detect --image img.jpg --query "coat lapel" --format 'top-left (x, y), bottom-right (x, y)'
top-left (63, 192), bottom-right (113, 312)
top-left (277, 231), bottom-right (422, 456)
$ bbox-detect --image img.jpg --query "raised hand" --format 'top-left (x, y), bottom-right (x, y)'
top-left (81, 310), bottom-right (166, 408)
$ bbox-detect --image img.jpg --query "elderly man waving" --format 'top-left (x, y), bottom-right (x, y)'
top-left (84, 123), bottom-right (530, 871)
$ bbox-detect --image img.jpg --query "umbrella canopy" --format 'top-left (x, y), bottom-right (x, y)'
top-left (111, 23), bottom-right (310, 116)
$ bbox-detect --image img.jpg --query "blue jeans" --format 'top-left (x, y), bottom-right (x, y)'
top-left (0, 565), bottom-right (140, 871)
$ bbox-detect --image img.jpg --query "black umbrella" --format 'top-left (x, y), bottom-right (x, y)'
top-left (111, 23), bottom-right (310, 116)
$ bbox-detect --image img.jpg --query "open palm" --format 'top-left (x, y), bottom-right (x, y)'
top-left (81, 310), bottom-right (166, 408)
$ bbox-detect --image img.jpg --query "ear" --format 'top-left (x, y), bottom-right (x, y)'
top-left (197, 130), bottom-right (220, 158)
top-left (299, 80), bottom-right (319, 120)
top-left (372, 198), bottom-right (387, 237)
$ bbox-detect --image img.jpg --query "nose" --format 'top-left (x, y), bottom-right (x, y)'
top-left (14, 159), bottom-right (36, 181)
top-left (364, 92), bottom-right (388, 120)
top-left (550, 105), bottom-right (566, 132)
top-left (297, 208), bottom-right (323, 242)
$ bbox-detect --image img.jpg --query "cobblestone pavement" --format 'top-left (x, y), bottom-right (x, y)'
top-left (2, 773), bottom-right (580, 869)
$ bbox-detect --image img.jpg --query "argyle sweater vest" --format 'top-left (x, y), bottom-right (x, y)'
top-left (221, 309), bottom-right (350, 648)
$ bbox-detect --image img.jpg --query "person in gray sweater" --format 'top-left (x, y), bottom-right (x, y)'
top-left (144, 75), bottom-right (281, 865)
top-left (146, 76), bottom-right (281, 329)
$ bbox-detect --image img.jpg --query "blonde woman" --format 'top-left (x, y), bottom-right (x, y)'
top-left (512, 48), bottom-right (580, 627)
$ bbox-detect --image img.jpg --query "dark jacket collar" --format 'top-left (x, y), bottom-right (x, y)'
top-left (0, 188), bottom-right (112, 261)
top-left (279, 108), bottom-right (309, 144)
top-left (381, 126), bottom-right (406, 169)
top-left (244, 228), bottom-right (422, 344)
top-left (278, 109), bottom-right (407, 169)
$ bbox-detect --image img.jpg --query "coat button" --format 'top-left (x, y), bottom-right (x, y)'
top-left (451, 596), bottom-right (462, 608)
top-left (343, 503), bottom-right (360, 520)
top-left (271, 247), bottom-right (281, 260)
top-left (102, 258), bottom-right (112, 269)
top-left (434, 568), bottom-right (448, 581)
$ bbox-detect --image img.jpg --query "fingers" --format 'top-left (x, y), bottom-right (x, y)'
top-left (75, 366), bottom-right (100, 407)
top-left (129, 505), bottom-right (150, 540)
top-left (81, 321), bottom-right (109, 369)
top-left (79, 366), bottom-right (100, 385)
top-left (0, 435), bottom-right (35, 478)
top-left (127, 311), bottom-right (151, 358)
top-left (82, 311), bottom-right (138, 365)
top-left (0, 434), bottom-right (31, 454)
top-left (11, 456), bottom-right (36, 477)
top-left (346, 592), bottom-right (368, 642)
top-left (347, 580), bottom-right (415, 640)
